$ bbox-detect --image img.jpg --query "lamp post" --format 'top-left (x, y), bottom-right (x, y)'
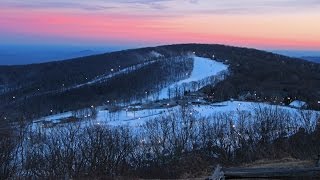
top-left (145, 91), bottom-right (148, 100)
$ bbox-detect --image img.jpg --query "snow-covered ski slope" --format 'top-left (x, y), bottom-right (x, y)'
top-left (176, 56), bottom-right (228, 84)
top-left (158, 56), bottom-right (228, 99)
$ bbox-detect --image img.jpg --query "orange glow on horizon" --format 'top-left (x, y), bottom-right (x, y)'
top-left (1, 7), bottom-right (320, 50)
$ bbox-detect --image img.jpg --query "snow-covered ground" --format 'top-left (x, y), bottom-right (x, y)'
top-left (157, 56), bottom-right (228, 99)
top-left (149, 50), bottom-right (164, 58)
top-left (32, 101), bottom-right (320, 131)
top-left (33, 111), bottom-right (73, 123)
top-left (97, 101), bottom-right (319, 127)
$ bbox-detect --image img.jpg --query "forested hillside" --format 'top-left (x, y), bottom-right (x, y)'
top-left (1, 44), bottom-right (320, 122)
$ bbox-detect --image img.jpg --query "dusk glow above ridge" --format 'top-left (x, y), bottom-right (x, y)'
top-left (1, 0), bottom-right (320, 50)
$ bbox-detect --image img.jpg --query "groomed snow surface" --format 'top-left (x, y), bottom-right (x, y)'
top-left (158, 56), bottom-right (228, 99)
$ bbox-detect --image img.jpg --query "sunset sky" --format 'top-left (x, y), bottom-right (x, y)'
top-left (1, 0), bottom-right (320, 64)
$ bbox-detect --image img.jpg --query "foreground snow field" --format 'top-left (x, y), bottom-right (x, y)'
top-left (95, 101), bottom-right (319, 127)
top-left (33, 101), bottom-right (320, 131)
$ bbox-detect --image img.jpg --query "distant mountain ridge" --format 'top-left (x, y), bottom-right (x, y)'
top-left (300, 56), bottom-right (320, 63)
top-left (0, 49), bottom-right (104, 65)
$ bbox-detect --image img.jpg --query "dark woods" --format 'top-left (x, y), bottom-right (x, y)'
top-left (1, 106), bottom-right (319, 179)
top-left (0, 52), bottom-right (193, 121)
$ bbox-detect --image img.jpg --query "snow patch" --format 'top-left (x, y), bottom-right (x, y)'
top-left (289, 100), bottom-right (307, 108)
top-left (149, 51), bottom-right (164, 58)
